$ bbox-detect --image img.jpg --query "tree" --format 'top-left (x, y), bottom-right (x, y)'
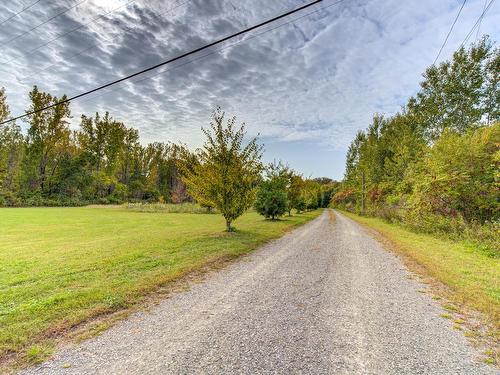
top-left (254, 162), bottom-right (289, 220)
top-left (408, 37), bottom-right (499, 141)
top-left (338, 37), bottom-right (500, 233)
top-left (254, 180), bottom-right (287, 220)
top-left (180, 108), bottom-right (263, 231)
top-left (409, 123), bottom-right (499, 224)
top-left (23, 86), bottom-right (71, 193)
top-left (0, 88), bottom-right (9, 122)
top-left (0, 88), bottom-right (24, 205)
top-left (287, 174), bottom-right (304, 214)
top-left (302, 179), bottom-right (321, 210)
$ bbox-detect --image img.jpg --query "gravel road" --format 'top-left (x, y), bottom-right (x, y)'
top-left (22, 210), bottom-right (495, 375)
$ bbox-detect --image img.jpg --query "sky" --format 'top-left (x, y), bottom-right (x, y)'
top-left (0, 0), bottom-right (499, 180)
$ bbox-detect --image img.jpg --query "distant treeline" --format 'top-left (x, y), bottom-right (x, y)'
top-left (0, 86), bottom-right (193, 206)
top-left (332, 37), bottom-right (499, 251)
top-left (0, 87), bottom-right (336, 208)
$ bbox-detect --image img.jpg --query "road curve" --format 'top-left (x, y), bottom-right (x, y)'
top-left (21, 210), bottom-right (495, 375)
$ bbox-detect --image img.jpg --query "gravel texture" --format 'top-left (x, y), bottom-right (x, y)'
top-left (21, 210), bottom-right (496, 375)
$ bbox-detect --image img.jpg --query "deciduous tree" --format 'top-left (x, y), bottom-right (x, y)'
top-left (181, 108), bottom-right (263, 231)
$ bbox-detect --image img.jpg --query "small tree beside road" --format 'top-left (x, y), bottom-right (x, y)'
top-left (181, 108), bottom-right (263, 231)
top-left (254, 162), bottom-right (289, 220)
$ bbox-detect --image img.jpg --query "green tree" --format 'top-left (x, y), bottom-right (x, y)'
top-left (0, 89), bottom-right (24, 205)
top-left (409, 123), bottom-right (499, 224)
top-left (254, 180), bottom-right (287, 220)
top-left (302, 179), bottom-right (321, 210)
top-left (254, 162), bottom-right (289, 220)
top-left (23, 86), bottom-right (71, 193)
top-left (408, 37), bottom-right (499, 141)
top-left (181, 108), bottom-right (263, 231)
top-left (287, 174), bottom-right (305, 214)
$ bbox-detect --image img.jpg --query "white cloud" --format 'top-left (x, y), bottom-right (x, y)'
top-left (0, 0), bottom-right (498, 178)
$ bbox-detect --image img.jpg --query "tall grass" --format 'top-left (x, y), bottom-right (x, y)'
top-left (124, 202), bottom-right (215, 214)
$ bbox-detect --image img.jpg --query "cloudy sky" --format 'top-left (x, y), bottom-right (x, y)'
top-left (0, 0), bottom-right (498, 179)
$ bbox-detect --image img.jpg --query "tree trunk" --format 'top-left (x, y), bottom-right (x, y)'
top-left (226, 219), bottom-right (232, 232)
top-left (361, 170), bottom-right (365, 214)
top-left (39, 163), bottom-right (46, 191)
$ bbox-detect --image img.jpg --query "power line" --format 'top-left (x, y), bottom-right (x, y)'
top-left (1, 0), bottom-right (325, 125)
top-left (75, 0), bottom-right (346, 110)
top-left (432, 0), bottom-right (467, 65)
top-left (0, 0), bottom-right (88, 48)
top-left (0, 0), bottom-right (43, 27)
top-left (2, 0), bottom-right (137, 65)
top-left (17, 0), bottom-right (190, 82)
top-left (476, 0), bottom-right (488, 40)
top-left (461, 0), bottom-right (496, 46)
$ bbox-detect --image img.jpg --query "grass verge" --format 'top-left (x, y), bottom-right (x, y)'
top-left (340, 210), bottom-right (499, 365)
top-left (0, 207), bottom-right (321, 370)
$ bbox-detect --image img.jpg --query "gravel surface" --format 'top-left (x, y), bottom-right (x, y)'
top-left (21, 210), bottom-right (496, 375)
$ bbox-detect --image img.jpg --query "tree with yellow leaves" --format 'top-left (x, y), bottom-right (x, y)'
top-left (181, 108), bottom-right (263, 231)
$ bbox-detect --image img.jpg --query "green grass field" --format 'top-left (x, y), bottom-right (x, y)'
top-left (0, 206), bottom-right (320, 365)
top-left (342, 211), bottom-right (499, 355)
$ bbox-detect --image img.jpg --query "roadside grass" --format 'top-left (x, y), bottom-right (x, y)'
top-left (340, 210), bottom-right (499, 364)
top-left (123, 202), bottom-right (214, 214)
top-left (0, 207), bottom-right (321, 368)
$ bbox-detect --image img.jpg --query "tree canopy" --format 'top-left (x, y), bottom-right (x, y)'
top-left (333, 37), bottom-right (499, 250)
top-left (180, 108), bottom-right (263, 231)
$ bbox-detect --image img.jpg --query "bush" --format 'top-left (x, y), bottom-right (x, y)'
top-left (376, 205), bottom-right (403, 223)
top-left (254, 181), bottom-right (288, 220)
top-left (405, 207), bottom-right (499, 257)
top-left (0, 191), bottom-right (21, 206)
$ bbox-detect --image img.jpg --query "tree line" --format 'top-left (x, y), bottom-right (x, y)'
top-left (0, 86), bottom-right (195, 206)
top-left (332, 37), bottom-right (499, 251)
top-left (0, 89), bottom-right (334, 230)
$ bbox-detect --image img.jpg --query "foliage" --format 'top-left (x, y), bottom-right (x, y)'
top-left (334, 38), bottom-right (500, 253)
top-left (254, 162), bottom-right (289, 220)
top-left (254, 180), bottom-right (288, 220)
top-left (22, 86), bottom-right (71, 193)
top-left (407, 125), bottom-right (499, 224)
top-left (0, 87), bottom-right (9, 121)
top-left (408, 37), bottom-right (499, 141)
top-left (0, 86), bottom-right (339, 216)
top-left (180, 108), bottom-right (263, 231)
top-left (287, 174), bottom-right (305, 213)
top-left (0, 87), bottom-right (196, 207)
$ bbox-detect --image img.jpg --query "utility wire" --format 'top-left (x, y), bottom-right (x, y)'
top-left (1, 0), bottom-right (325, 125)
top-left (0, 0), bottom-right (43, 27)
top-left (76, 0), bottom-right (346, 110)
top-left (476, 0), bottom-right (488, 40)
top-left (17, 0), bottom-right (190, 82)
top-left (2, 0), bottom-right (137, 64)
top-left (433, 0), bottom-right (467, 65)
top-left (461, 0), bottom-right (495, 46)
top-left (0, 0), bottom-right (88, 48)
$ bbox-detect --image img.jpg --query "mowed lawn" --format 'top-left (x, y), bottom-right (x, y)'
top-left (0, 207), bottom-right (321, 363)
